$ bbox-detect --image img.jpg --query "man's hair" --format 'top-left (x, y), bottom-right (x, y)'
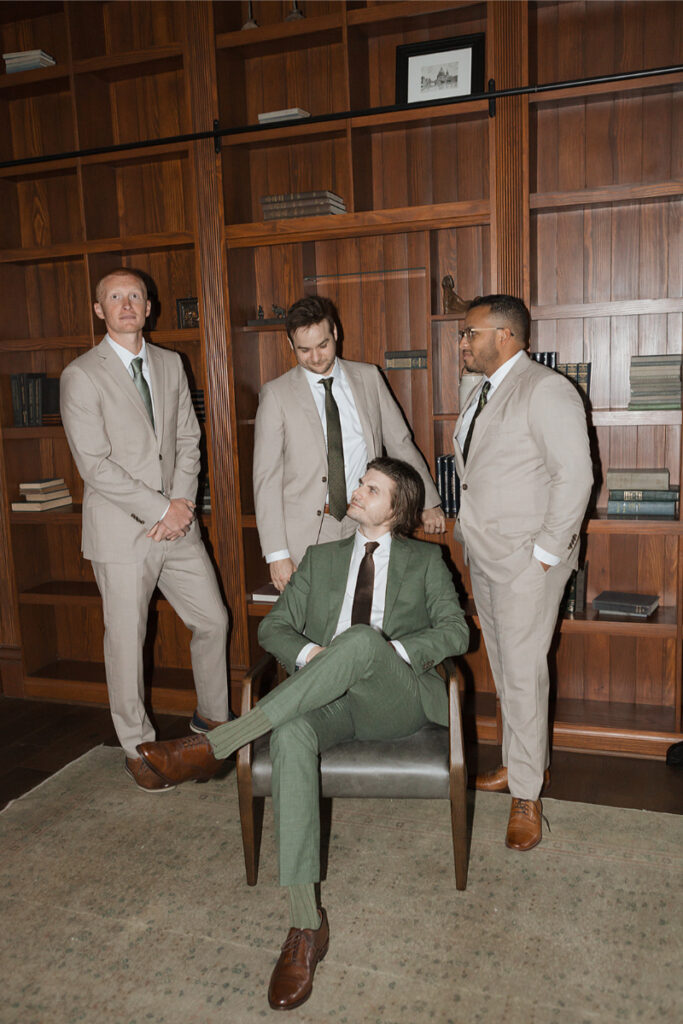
top-left (366, 456), bottom-right (424, 537)
top-left (286, 295), bottom-right (339, 343)
top-left (95, 268), bottom-right (148, 304)
top-left (468, 293), bottom-right (531, 346)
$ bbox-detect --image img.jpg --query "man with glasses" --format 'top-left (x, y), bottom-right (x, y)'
top-left (453, 294), bottom-right (592, 850)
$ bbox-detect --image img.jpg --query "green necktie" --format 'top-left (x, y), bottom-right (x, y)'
top-left (320, 376), bottom-right (346, 521)
top-left (462, 380), bottom-right (491, 463)
top-left (131, 357), bottom-right (155, 430)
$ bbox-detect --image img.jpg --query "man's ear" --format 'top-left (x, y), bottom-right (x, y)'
top-left (145, 299), bottom-right (151, 318)
top-left (93, 302), bottom-right (105, 321)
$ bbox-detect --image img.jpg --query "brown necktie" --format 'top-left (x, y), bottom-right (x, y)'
top-left (351, 541), bottom-right (380, 625)
top-left (320, 377), bottom-right (346, 520)
top-left (462, 381), bottom-right (491, 463)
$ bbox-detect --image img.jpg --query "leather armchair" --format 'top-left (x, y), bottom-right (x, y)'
top-left (236, 655), bottom-right (468, 890)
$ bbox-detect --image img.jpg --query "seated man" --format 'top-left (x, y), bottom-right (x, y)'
top-left (138, 457), bottom-right (469, 1011)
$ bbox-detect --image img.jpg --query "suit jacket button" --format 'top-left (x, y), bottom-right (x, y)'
top-left (322, 476), bottom-right (327, 483)
top-left (462, 484), bottom-right (468, 491)
top-left (159, 454), bottom-right (162, 461)
top-left (316, 509), bottom-right (322, 517)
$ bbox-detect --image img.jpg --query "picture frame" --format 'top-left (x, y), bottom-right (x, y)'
top-left (395, 33), bottom-right (485, 106)
top-left (176, 296), bottom-right (199, 329)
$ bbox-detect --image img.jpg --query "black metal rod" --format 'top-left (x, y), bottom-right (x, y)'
top-left (0, 63), bottom-right (679, 171)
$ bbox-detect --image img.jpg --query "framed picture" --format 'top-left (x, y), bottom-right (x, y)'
top-left (176, 297), bottom-right (199, 329)
top-left (396, 33), bottom-right (485, 106)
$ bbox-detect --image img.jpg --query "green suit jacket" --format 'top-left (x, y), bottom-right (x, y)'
top-left (258, 533), bottom-right (469, 727)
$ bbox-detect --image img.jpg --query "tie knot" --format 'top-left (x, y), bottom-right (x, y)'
top-left (481, 381), bottom-right (491, 399)
top-left (131, 357), bottom-right (143, 377)
top-left (364, 541), bottom-right (379, 556)
top-left (319, 377), bottom-right (334, 391)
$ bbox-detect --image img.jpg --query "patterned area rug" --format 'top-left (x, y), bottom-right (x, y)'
top-left (1, 746), bottom-right (681, 1024)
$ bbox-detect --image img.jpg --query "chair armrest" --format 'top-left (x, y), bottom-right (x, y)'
top-left (240, 653), bottom-right (276, 716)
top-left (442, 656), bottom-right (466, 781)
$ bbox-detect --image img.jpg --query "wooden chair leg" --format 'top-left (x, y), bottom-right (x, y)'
top-left (236, 748), bottom-right (264, 886)
top-left (446, 658), bottom-right (469, 890)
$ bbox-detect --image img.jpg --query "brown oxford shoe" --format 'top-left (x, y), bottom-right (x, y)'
top-left (268, 909), bottom-right (329, 1011)
top-left (506, 797), bottom-right (543, 851)
top-left (125, 757), bottom-right (175, 793)
top-left (137, 734), bottom-right (222, 785)
top-left (475, 765), bottom-right (551, 793)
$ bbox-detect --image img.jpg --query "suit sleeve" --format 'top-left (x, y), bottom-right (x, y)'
top-left (60, 362), bottom-right (168, 525)
top-left (528, 374), bottom-right (593, 561)
top-left (396, 545), bottom-right (469, 672)
top-left (258, 547), bottom-right (315, 674)
top-left (253, 382), bottom-right (289, 558)
top-left (169, 353), bottom-right (201, 501)
top-left (373, 368), bottom-right (442, 509)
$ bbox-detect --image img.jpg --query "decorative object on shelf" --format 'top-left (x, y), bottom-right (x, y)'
top-left (258, 108), bottom-right (311, 125)
top-left (271, 304), bottom-right (286, 319)
top-left (435, 454), bottom-right (458, 518)
top-left (3, 49), bottom-right (55, 73)
top-left (284, 0), bottom-right (304, 21)
top-left (261, 190), bottom-right (346, 220)
top-left (592, 590), bottom-right (659, 619)
top-left (176, 297), bottom-right (199, 329)
top-left (563, 562), bottom-right (587, 616)
top-left (441, 275), bottom-right (470, 315)
top-left (257, 305), bottom-right (264, 319)
top-left (241, 0), bottom-right (258, 30)
top-left (12, 477), bottom-right (72, 512)
top-left (627, 354), bottom-right (682, 411)
top-left (556, 361), bottom-right (591, 398)
top-left (396, 33), bottom-right (485, 106)
top-left (384, 349), bottom-right (427, 370)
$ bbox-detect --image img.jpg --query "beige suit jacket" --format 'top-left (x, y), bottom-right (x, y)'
top-left (60, 338), bottom-right (202, 563)
top-left (253, 359), bottom-right (441, 562)
top-left (453, 353), bottom-right (593, 583)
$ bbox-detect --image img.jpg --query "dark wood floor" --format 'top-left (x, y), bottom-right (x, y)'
top-left (0, 694), bottom-right (681, 813)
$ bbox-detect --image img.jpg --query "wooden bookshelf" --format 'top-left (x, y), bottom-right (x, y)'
top-left (0, 1), bottom-right (680, 758)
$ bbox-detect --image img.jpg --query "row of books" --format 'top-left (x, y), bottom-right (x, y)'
top-left (435, 454), bottom-right (459, 518)
top-left (11, 373), bottom-right (60, 427)
top-left (191, 390), bottom-right (205, 423)
top-left (627, 354), bottom-right (682, 411)
top-left (260, 190), bottom-right (346, 220)
top-left (11, 477), bottom-right (72, 512)
top-left (384, 349), bottom-right (427, 370)
top-left (605, 468), bottom-right (678, 518)
top-left (530, 353), bottom-right (592, 398)
top-left (3, 49), bottom-right (55, 73)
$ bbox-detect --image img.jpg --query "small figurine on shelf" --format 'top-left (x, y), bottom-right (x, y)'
top-left (285, 0), bottom-right (304, 20)
top-left (241, 1), bottom-right (258, 30)
top-left (272, 304), bottom-right (286, 319)
top-left (257, 304), bottom-right (264, 320)
top-left (441, 274), bottom-right (470, 316)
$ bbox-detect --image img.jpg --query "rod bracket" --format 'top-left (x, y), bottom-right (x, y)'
top-left (488, 79), bottom-right (496, 118)
top-left (214, 120), bottom-right (221, 154)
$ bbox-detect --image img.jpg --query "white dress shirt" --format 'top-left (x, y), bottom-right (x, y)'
top-left (266, 358), bottom-right (368, 564)
top-left (456, 349), bottom-right (559, 566)
top-left (295, 528), bottom-right (410, 667)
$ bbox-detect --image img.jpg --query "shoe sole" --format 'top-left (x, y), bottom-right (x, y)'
top-left (505, 835), bottom-right (542, 851)
top-left (268, 941), bottom-right (329, 1011)
top-left (125, 765), bottom-right (176, 793)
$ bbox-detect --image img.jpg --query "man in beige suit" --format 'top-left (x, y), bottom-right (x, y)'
top-left (254, 295), bottom-right (445, 591)
top-left (453, 294), bottom-right (592, 850)
top-left (60, 269), bottom-right (230, 791)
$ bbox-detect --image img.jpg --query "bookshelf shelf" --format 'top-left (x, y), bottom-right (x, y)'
top-left (587, 514), bottom-right (682, 534)
top-left (530, 180), bottom-right (683, 211)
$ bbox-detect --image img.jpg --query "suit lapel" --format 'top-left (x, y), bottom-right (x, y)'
top-left (291, 366), bottom-right (327, 462)
top-left (146, 343), bottom-right (165, 445)
top-left (96, 338), bottom-right (156, 437)
top-left (383, 536), bottom-right (411, 632)
top-left (465, 353), bottom-right (528, 465)
top-left (340, 359), bottom-right (374, 452)
top-left (323, 535), bottom-right (355, 642)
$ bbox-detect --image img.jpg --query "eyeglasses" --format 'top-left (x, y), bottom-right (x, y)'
top-left (458, 326), bottom-right (514, 341)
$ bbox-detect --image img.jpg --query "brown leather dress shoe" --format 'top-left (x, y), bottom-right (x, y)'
top-left (506, 797), bottom-right (543, 851)
top-left (475, 765), bottom-right (551, 793)
top-left (136, 734), bottom-right (222, 785)
top-left (268, 909), bottom-right (329, 1011)
top-left (125, 757), bottom-right (176, 793)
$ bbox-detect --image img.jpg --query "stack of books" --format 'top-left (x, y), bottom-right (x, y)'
top-left (250, 583), bottom-right (279, 604)
top-left (191, 389), bottom-right (205, 423)
top-left (257, 107), bottom-right (310, 125)
top-left (628, 354), bottom-right (682, 410)
top-left (605, 468), bottom-right (678, 518)
top-left (3, 49), bottom-right (55, 73)
top-left (11, 373), bottom-right (60, 427)
top-left (260, 190), bottom-right (346, 221)
top-left (435, 454), bottom-right (458, 517)
top-left (592, 590), bottom-right (659, 619)
top-left (556, 361), bottom-right (591, 399)
top-left (12, 477), bottom-right (72, 512)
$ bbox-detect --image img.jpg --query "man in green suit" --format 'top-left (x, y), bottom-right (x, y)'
top-left (137, 456), bottom-right (469, 1011)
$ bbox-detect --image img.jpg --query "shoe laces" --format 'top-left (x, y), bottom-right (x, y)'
top-left (511, 797), bottom-right (551, 831)
top-left (178, 734), bottom-right (206, 749)
top-left (280, 929), bottom-right (310, 964)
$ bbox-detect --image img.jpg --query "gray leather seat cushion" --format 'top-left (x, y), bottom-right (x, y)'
top-left (250, 722), bottom-right (450, 799)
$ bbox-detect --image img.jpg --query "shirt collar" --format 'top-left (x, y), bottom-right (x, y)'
top-left (486, 347), bottom-right (525, 389)
top-left (302, 358), bottom-right (341, 387)
top-left (355, 527), bottom-right (392, 554)
top-left (105, 333), bottom-right (147, 371)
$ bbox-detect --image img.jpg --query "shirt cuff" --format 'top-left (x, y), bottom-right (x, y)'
top-left (390, 640), bottom-right (411, 665)
top-left (533, 544), bottom-right (560, 566)
top-left (296, 642), bottom-right (316, 669)
top-left (159, 500), bottom-right (171, 522)
top-left (266, 549), bottom-right (291, 564)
